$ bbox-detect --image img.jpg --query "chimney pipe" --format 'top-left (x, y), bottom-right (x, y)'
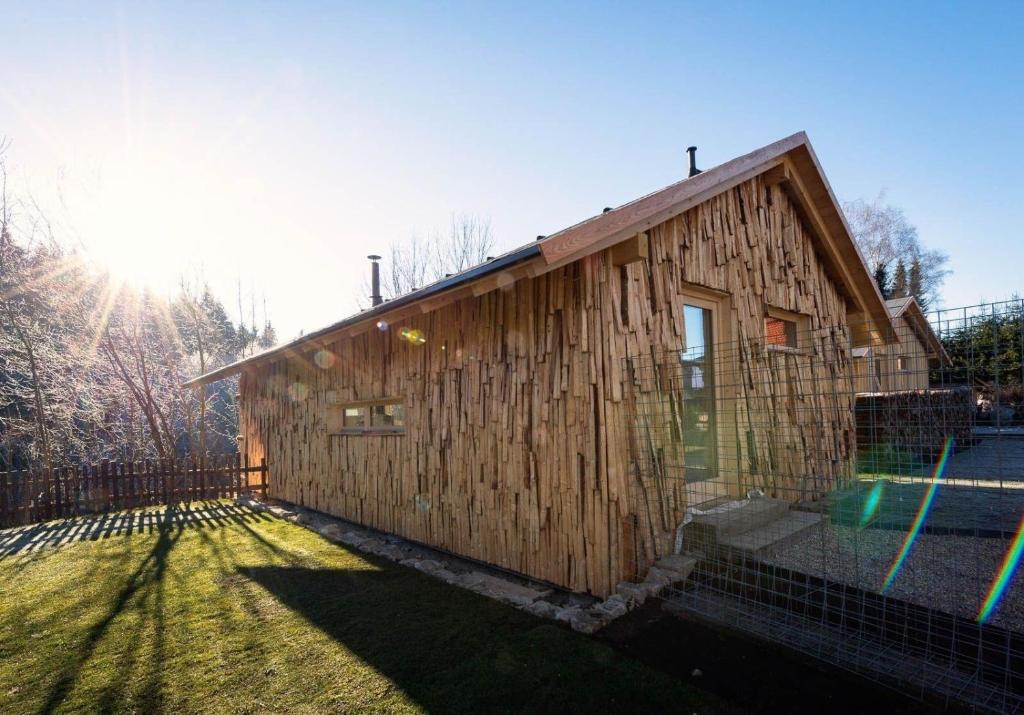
top-left (687, 146), bottom-right (701, 178)
top-left (368, 255), bottom-right (382, 306)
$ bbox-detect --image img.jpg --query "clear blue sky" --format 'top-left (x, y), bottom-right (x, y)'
top-left (2, 2), bottom-right (1022, 339)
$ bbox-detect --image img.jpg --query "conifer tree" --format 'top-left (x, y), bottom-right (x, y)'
top-left (909, 259), bottom-right (925, 308)
top-left (873, 263), bottom-right (891, 299)
top-left (891, 259), bottom-right (908, 298)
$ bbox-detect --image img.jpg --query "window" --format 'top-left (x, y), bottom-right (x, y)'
top-left (343, 406), bottom-right (367, 429)
top-left (328, 399), bottom-right (405, 435)
top-left (370, 402), bottom-right (404, 428)
top-left (764, 307), bottom-right (809, 352)
top-left (765, 316), bottom-right (798, 349)
top-left (897, 356), bottom-right (910, 372)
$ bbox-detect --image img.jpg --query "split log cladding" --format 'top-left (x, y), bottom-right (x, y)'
top-left (238, 174), bottom-right (855, 597)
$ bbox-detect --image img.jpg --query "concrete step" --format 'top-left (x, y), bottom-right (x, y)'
top-left (689, 497), bottom-right (790, 538)
top-left (717, 511), bottom-right (823, 556)
top-left (654, 554), bottom-right (697, 582)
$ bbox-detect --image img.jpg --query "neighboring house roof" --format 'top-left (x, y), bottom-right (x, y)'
top-left (885, 296), bottom-right (915, 315)
top-left (885, 296), bottom-right (951, 366)
top-left (185, 131), bottom-right (894, 388)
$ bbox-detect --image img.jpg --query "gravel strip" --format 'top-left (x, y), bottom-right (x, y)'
top-left (762, 523), bottom-right (1024, 633)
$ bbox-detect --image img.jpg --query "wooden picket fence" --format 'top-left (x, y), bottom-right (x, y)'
top-left (0, 454), bottom-right (267, 528)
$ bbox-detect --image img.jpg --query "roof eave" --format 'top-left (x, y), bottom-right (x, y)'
top-left (183, 244), bottom-right (543, 387)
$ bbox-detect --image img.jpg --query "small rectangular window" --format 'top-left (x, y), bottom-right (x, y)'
top-left (329, 400), bottom-right (405, 435)
top-left (765, 316), bottom-right (798, 349)
top-left (371, 402), bottom-right (404, 428)
top-left (897, 356), bottom-right (909, 372)
top-left (343, 406), bottom-right (367, 429)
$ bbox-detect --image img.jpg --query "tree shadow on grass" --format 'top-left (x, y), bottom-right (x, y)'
top-left (37, 506), bottom-right (181, 712)
top-left (0, 502), bottom-right (273, 561)
top-left (240, 565), bottom-right (720, 714)
top-left (37, 501), bottom-right (266, 712)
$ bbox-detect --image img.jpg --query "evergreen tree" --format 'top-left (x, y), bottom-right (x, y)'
top-left (844, 194), bottom-right (950, 307)
top-left (873, 263), bottom-right (891, 299)
top-left (891, 259), bottom-right (908, 298)
top-left (938, 299), bottom-right (1024, 388)
top-left (908, 259), bottom-right (925, 308)
top-left (258, 322), bottom-right (278, 349)
top-left (201, 289), bottom-right (238, 355)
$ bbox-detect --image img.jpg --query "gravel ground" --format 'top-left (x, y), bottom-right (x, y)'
top-left (763, 523), bottom-right (1024, 633)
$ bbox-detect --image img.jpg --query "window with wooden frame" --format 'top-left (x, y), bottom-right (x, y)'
top-left (327, 399), bottom-right (405, 435)
top-left (763, 306), bottom-right (809, 352)
top-left (896, 355), bottom-right (910, 372)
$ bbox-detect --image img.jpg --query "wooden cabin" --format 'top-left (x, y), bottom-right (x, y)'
top-left (188, 132), bottom-right (893, 597)
top-left (853, 296), bottom-right (950, 393)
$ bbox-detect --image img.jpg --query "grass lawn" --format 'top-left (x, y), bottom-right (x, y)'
top-left (0, 502), bottom-right (733, 714)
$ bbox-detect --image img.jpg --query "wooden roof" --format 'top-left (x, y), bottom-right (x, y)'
top-left (537, 131), bottom-right (894, 345)
top-left (185, 131), bottom-right (894, 387)
top-left (886, 296), bottom-right (951, 365)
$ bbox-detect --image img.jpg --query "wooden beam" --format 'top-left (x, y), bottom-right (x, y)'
top-left (610, 233), bottom-right (648, 266)
top-left (786, 143), bottom-right (894, 342)
top-left (761, 162), bottom-right (792, 187)
top-left (470, 258), bottom-right (543, 296)
top-left (778, 162), bottom-right (895, 345)
top-left (418, 285), bottom-right (475, 314)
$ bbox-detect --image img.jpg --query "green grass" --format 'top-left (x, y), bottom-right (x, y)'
top-left (856, 442), bottom-right (930, 479)
top-left (0, 503), bottom-right (732, 714)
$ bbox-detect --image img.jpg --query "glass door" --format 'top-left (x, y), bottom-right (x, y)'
top-left (680, 304), bottom-right (716, 482)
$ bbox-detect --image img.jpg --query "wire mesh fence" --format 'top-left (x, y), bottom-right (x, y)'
top-left (624, 297), bottom-right (1024, 712)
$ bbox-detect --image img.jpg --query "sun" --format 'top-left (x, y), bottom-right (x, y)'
top-left (69, 146), bottom-right (228, 295)
top-left (73, 153), bottom-right (182, 290)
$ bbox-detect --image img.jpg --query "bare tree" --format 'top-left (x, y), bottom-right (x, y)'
top-left (0, 145), bottom-right (269, 469)
top-left (171, 277), bottom-right (249, 455)
top-left (0, 149), bottom-right (118, 468)
top-left (437, 214), bottom-right (494, 275)
top-left (175, 280), bottom-right (213, 456)
top-left (384, 235), bottom-right (434, 301)
top-left (370, 213), bottom-right (495, 302)
top-left (0, 154), bottom-right (52, 470)
top-left (99, 292), bottom-right (185, 462)
top-left (844, 193), bottom-right (950, 308)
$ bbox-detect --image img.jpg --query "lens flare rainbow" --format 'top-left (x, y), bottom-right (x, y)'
top-left (399, 327), bottom-right (426, 344)
top-left (859, 480), bottom-right (886, 528)
top-left (977, 513), bottom-right (1024, 624)
top-left (881, 436), bottom-right (954, 593)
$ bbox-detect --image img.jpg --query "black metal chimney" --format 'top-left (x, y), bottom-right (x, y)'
top-left (687, 146), bottom-right (701, 178)
top-left (368, 255), bottom-right (382, 306)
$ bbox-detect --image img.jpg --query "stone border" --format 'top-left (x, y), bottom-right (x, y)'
top-left (237, 495), bottom-right (695, 633)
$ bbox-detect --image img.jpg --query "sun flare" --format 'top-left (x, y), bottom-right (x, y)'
top-left (68, 146), bottom-right (234, 294)
top-left (74, 153), bottom-right (181, 288)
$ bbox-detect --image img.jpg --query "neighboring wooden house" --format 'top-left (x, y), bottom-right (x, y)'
top-left (188, 132), bottom-right (893, 597)
top-left (853, 296), bottom-right (950, 392)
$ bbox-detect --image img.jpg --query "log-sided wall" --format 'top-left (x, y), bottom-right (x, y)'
top-left (238, 173), bottom-right (856, 596)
